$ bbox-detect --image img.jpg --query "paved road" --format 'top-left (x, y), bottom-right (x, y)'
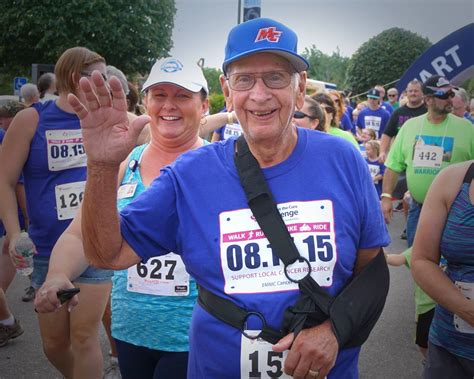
top-left (0, 211), bottom-right (423, 378)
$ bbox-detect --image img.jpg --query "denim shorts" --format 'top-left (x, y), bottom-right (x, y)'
top-left (31, 256), bottom-right (113, 289)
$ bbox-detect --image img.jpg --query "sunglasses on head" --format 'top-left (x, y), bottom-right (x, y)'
top-left (293, 110), bottom-right (314, 119)
top-left (433, 90), bottom-right (455, 100)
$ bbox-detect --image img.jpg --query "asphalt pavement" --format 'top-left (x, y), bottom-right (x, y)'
top-left (0, 211), bottom-right (423, 379)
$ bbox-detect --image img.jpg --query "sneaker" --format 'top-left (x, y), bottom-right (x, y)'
top-left (0, 319), bottom-right (24, 347)
top-left (103, 357), bottom-right (121, 379)
top-left (22, 286), bottom-right (35, 302)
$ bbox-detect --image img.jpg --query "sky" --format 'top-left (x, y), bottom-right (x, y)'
top-left (170, 0), bottom-right (473, 70)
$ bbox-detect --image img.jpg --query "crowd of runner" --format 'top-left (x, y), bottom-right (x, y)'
top-left (0, 17), bottom-right (473, 379)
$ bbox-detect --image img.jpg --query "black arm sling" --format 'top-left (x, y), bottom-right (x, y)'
top-left (198, 136), bottom-right (389, 347)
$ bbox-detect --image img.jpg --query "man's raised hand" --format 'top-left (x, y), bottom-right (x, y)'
top-left (67, 71), bottom-right (150, 167)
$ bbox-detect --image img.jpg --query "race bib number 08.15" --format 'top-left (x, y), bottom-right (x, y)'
top-left (46, 129), bottom-right (87, 171)
top-left (219, 200), bottom-right (337, 294)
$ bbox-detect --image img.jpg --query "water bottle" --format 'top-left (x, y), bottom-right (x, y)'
top-left (14, 232), bottom-right (36, 276)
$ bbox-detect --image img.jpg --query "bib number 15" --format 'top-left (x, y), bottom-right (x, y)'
top-left (249, 350), bottom-right (286, 378)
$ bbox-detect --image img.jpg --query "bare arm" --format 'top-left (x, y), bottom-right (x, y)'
top-left (381, 168), bottom-right (400, 223)
top-left (34, 210), bottom-right (89, 313)
top-left (15, 183), bottom-right (29, 231)
top-left (379, 134), bottom-right (391, 163)
top-left (67, 72), bottom-right (149, 270)
top-left (411, 161), bottom-right (474, 326)
top-left (199, 111), bottom-right (236, 139)
top-left (385, 253), bottom-right (406, 267)
top-left (0, 108), bottom-right (38, 241)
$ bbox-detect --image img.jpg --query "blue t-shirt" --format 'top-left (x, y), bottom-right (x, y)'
top-left (381, 101), bottom-right (393, 115)
top-left (112, 144), bottom-right (197, 352)
top-left (364, 157), bottom-right (385, 198)
top-left (23, 101), bottom-right (86, 257)
top-left (119, 128), bottom-right (390, 378)
top-left (340, 112), bottom-right (356, 135)
top-left (357, 107), bottom-right (391, 139)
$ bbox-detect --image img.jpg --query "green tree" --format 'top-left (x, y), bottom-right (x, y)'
top-left (346, 27), bottom-right (431, 95)
top-left (302, 45), bottom-right (349, 88)
top-left (202, 67), bottom-right (223, 96)
top-left (0, 0), bottom-right (176, 92)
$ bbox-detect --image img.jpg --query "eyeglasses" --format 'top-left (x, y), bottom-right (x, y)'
top-left (81, 71), bottom-right (108, 82)
top-left (433, 90), bottom-right (455, 100)
top-left (226, 71), bottom-right (292, 91)
top-left (388, 94), bottom-right (397, 97)
top-left (293, 111), bottom-right (314, 119)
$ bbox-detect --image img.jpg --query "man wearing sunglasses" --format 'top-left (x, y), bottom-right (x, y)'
top-left (382, 75), bottom-right (474, 247)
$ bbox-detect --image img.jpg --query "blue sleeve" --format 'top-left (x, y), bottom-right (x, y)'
top-left (351, 149), bottom-right (391, 248)
top-left (120, 169), bottom-right (180, 262)
top-left (357, 111), bottom-right (364, 129)
top-left (340, 113), bottom-right (352, 132)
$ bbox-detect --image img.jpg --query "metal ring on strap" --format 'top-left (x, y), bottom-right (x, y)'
top-left (284, 256), bottom-right (312, 283)
top-left (241, 311), bottom-right (267, 340)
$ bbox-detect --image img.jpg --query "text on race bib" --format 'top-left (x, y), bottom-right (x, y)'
top-left (412, 144), bottom-right (444, 169)
top-left (54, 181), bottom-right (85, 220)
top-left (46, 130), bottom-right (87, 171)
top-left (219, 200), bottom-right (337, 294)
top-left (241, 331), bottom-right (290, 379)
top-left (223, 123), bottom-right (243, 140)
top-left (127, 253), bottom-right (190, 296)
top-left (364, 116), bottom-right (382, 133)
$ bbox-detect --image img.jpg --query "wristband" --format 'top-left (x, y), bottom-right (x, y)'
top-left (227, 112), bottom-right (234, 125)
top-left (380, 193), bottom-right (392, 200)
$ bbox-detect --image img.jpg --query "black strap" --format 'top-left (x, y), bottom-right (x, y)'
top-left (463, 162), bottom-right (474, 184)
top-left (234, 137), bottom-right (333, 314)
top-left (198, 286), bottom-right (283, 344)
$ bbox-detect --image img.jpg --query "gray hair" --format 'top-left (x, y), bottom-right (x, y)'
top-left (106, 65), bottom-right (130, 95)
top-left (454, 87), bottom-right (469, 105)
top-left (20, 83), bottom-right (39, 103)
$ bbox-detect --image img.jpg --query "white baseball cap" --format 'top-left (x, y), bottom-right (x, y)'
top-left (141, 57), bottom-right (208, 94)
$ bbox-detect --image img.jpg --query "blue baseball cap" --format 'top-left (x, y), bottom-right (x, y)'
top-left (222, 18), bottom-right (309, 74)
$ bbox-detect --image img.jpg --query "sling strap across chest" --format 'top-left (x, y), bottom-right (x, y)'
top-left (198, 136), bottom-right (389, 347)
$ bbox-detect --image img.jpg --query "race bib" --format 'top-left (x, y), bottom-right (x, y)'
top-left (412, 145), bottom-right (443, 168)
top-left (127, 253), bottom-right (190, 296)
top-left (367, 164), bottom-right (380, 183)
top-left (117, 183), bottom-right (137, 200)
top-left (54, 181), bottom-right (85, 220)
top-left (241, 331), bottom-right (290, 379)
top-left (46, 130), bottom-right (86, 171)
top-left (453, 281), bottom-right (474, 334)
top-left (364, 116), bottom-right (381, 133)
top-left (220, 200), bottom-right (337, 294)
top-left (223, 123), bottom-right (243, 140)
